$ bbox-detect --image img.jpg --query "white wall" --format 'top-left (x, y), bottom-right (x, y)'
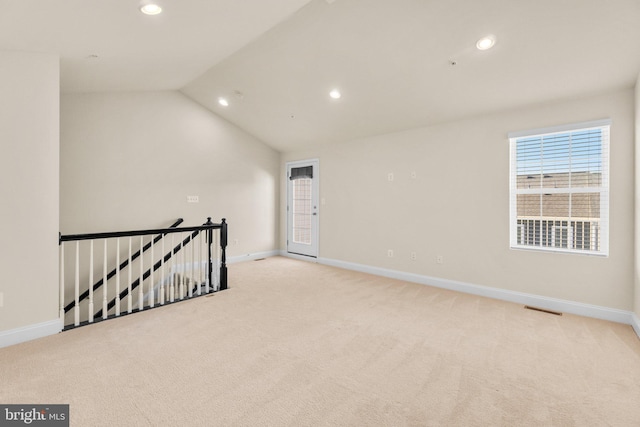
top-left (61, 91), bottom-right (280, 258)
top-left (0, 51), bottom-right (60, 333)
top-left (635, 74), bottom-right (640, 318)
top-left (282, 88), bottom-right (635, 311)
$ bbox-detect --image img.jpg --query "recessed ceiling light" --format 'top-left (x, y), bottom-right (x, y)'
top-left (476, 35), bottom-right (496, 50)
top-left (329, 89), bottom-right (341, 99)
top-left (218, 97), bottom-right (229, 107)
top-left (140, 4), bottom-right (162, 15)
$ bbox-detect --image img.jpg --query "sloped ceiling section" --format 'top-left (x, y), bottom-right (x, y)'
top-left (0, 0), bottom-right (313, 92)
top-left (182, 0), bottom-right (640, 152)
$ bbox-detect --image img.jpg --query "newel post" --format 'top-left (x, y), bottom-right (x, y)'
top-left (219, 218), bottom-right (228, 290)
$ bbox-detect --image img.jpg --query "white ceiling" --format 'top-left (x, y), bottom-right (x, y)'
top-left (0, 0), bottom-right (312, 92)
top-left (3, 0), bottom-right (640, 152)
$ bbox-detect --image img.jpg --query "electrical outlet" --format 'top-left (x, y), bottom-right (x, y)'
top-left (436, 255), bottom-right (444, 264)
top-left (410, 252), bottom-right (417, 260)
top-left (410, 171), bottom-right (417, 179)
top-left (387, 173), bottom-right (394, 182)
top-left (387, 249), bottom-right (394, 258)
top-left (187, 195), bottom-right (199, 203)
top-left (234, 239), bottom-right (239, 246)
top-left (0, 292), bottom-right (4, 307)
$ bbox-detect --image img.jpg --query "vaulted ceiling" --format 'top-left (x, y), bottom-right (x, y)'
top-left (2, 0), bottom-right (640, 151)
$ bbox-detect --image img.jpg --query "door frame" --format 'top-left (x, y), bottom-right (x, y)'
top-left (286, 159), bottom-right (319, 258)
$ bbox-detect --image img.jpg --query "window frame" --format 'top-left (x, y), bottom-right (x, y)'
top-left (509, 119), bottom-right (610, 256)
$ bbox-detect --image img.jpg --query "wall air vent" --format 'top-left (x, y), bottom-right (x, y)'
top-left (524, 306), bottom-right (563, 316)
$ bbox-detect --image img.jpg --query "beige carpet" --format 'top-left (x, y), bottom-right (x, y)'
top-left (1, 256), bottom-right (639, 426)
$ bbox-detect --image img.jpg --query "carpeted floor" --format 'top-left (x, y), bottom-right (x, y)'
top-left (1, 256), bottom-right (639, 426)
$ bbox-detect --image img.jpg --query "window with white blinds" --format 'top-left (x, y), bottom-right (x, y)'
top-left (509, 120), bottom-right (610, 255)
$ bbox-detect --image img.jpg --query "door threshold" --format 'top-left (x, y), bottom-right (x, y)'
top-left (285, 252), bottom-right (318, 260)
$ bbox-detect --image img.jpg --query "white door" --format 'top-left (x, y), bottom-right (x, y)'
top-left (287, 160), bottom-right (319, 257)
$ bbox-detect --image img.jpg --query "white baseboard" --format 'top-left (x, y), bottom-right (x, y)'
top-left (278, 253), bottom-right (638, 336)
top-left (632, 313), bottom-right (640, 339)
top-left (0, 318), bottom-right (63, 349)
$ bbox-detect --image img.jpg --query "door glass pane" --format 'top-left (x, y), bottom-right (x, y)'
top-left (292, 178), bottom-right (312, 244)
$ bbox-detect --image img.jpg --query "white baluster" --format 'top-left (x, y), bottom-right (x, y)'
top-left (201, 231), bottom-right (207, 293)
top-left (183, 233), bottom-right (188, 298)
top-left (210, 229), bottom-right (215, 292)
top-left (88, 240), bottom-right (94, 323)
top-left (150, 237), bottom-right (155, 308)
top-left (138, 236), bottom-right (144, 311)
top-left (115, 238), bottom-right (121, 316)
top-left (216, 229), bottom-right (221, 291)
top-left (208, 230), bottom-right (212, 292)
top-left (160, 235), bottom-right (165, 305)
top-left (197, 232), bottom-right (203, 296)
top-left (127, 237), bottom-right (132, 313)
top-left (103, 239), bottom-right (108, 320)
top-left (170, 233), bottom-right (175, 302)
top-left (74, 241), bottom-right (80, 326)
top-left (211, 229), bottom-right (215, 292)
top-left (189, 234), bottom-right (194, 298)
top-left (180, 234), bottom-right (185, 300)
top-left (59, 243), bottom-right (65, 322)
top-left (211, 229), bottom-right (215, 291)
top-left (214, 229), bottom-right (220, 291)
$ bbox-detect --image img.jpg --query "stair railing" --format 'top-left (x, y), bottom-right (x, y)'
top-left (59, 217), bottom-right (227, 330)
top-left (63, 218), bottom-right (184, 314)
top-left (94, 227), bottom-right (199, 319)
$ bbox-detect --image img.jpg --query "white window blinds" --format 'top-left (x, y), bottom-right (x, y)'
top-left (509, 120), bottom-right (610, 255)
